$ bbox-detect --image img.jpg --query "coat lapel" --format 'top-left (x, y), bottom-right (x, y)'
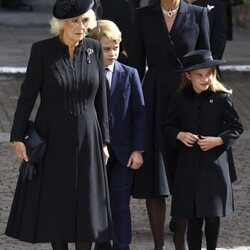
top-left (170, 0), bottom-right (189, 37)
top-left (151, 4), bottom-right (177, 60)
top-left (110, 61), bottom-right (126, 112)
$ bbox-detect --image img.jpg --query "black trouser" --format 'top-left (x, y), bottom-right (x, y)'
top-left (187, 217), bottom-right (220, 250)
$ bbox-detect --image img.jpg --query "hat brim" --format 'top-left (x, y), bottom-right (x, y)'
top-left (178, 60), bottom-right (225, 73)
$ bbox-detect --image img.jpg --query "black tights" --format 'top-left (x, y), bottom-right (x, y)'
top-left (146, 198), bottom-right (166, 250)
top-left (51, 241), bottom-right (92, 250)
top-left (173, 218), bottom-right (188, 250)
top-left (187, 217), bottom-right (220, 250)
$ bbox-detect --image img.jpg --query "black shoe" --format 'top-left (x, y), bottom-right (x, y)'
top-left (2, 1), bottom-right (33, 11)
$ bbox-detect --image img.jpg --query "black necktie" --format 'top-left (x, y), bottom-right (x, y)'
top-left (105, 68), bottom-right (111, 90)
top-left (105, 68), bottom-right (110, 107)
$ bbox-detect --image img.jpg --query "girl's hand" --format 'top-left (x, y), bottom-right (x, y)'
top-left (103, 145), bottom-right (109, 165)
top-left (177, 132), bottom-right (199, 147)
top-left (127, 150), bottom-right (143, 170)
top-left (12, 142), bottom-right (28, 161)
top-left (197, 136), bottom-right (223, 151)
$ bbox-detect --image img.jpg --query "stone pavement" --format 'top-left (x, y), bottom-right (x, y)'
top-left (0, 9), bottom-right (250, 250)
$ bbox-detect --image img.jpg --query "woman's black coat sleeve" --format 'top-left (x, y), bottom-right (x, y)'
top-left (10, 42), bottom-right (43, 142)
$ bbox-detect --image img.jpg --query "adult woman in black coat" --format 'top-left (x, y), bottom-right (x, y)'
top-left (131, 0), bottom-right (210, 249)
top-left (5, 0), bottom-right (112, 249)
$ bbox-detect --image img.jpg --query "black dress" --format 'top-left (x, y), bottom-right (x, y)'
top-left (163, 88), bottom-right (243, 218)
top-left (131, 0), bottom-right (210, 198)
top-left (5, 37), bottom-right (112, 243)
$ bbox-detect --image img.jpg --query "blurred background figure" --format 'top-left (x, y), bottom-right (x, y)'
top-left (221, 0), bottom-right (245, 40)
top-left (188, 0), bottom-right (227, 60)
top-left (93, 0), bottom-right (103, 18)
top-left (1, 0), bottom-right (32, 11)
top-left (94, 0), bottom-right (134, 65)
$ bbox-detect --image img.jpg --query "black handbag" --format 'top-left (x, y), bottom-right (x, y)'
top-left (19, 121), bottom-right (46, 181)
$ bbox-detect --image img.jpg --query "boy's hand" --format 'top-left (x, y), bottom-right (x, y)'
top-left (127, 150), bottom-right (143, 170)
top-left (177, 132), bottom-right (199, 147)
top-left (103, 145), bottom-right (109, 165)
top-left (197, 136), bottom-right (223, 151)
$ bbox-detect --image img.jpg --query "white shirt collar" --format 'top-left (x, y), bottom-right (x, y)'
top-left (106, 63), bottom-right (115, 73)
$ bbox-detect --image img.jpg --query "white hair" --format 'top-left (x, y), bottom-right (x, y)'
top-left (49, 9), bottom-right (97, 36)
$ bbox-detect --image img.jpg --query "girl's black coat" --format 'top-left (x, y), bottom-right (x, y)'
top-left (5, 37), bottom-right (112, 242)
top-left (164, 87), bottom-right (243, 218)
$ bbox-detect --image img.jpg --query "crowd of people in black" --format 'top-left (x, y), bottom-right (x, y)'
top-left (4, 0), bottom-right (244, 250)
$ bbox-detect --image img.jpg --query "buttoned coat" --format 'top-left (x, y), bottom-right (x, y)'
top-left (5, 37), bottom-right (112, 243)
top-left (163, 87), bottom-right (243, 218)
top-left (107, 61), bottom-right (146, 166)
top-left (131, 0), bottom-right (210, 198)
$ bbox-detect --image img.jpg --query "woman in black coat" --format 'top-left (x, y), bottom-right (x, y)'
top-left (164, 50), bottom-right (243, 249)
top-left (5, 0), bottom-right (112, 249)
top-left (131, 0), bottom-right (210, 249)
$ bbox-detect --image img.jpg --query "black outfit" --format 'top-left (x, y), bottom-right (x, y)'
top-left (5, 37), bottom-right (112, 243)
top-left (221, 0), bottom-right (233, 40)
top-left (187, 217), bottom-right (220, 250)
top-left (193, 0), bottom-right (227, 60)
top-left (131, 0), bottom-right (210, 198)
top-left (164, 87), bottom-right (243, 218)
top-left (164, 87), bottom-right (243, 249)
top-left (93, 0), bottom-right (103, 19)
top-left (100, 0), bottom-right (134, 64)
top-left (1, 0), bottom-right (32, 11)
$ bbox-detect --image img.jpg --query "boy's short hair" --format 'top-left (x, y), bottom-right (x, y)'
top-left (89, 19), bottom-right (122, 44)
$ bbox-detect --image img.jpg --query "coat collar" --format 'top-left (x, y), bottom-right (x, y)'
top-left (184, 85), bottom-right (214, 99)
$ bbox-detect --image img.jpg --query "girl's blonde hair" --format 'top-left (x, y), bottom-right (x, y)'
top-left (49, 9), bottom-right (97, 36)
top-left (179, 67), bottom-right (232, 94)
top-left (89, 19), bottom-right (122, 44)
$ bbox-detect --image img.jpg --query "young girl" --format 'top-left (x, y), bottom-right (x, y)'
top-left (164, 50), bottom-right (243, 250)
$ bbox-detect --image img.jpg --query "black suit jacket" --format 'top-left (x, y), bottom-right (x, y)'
top-left (194, 0), bottom-right (227, 59)
top-left (100, 0), bottom-right (134, 64)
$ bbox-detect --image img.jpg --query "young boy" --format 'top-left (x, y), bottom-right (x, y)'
top-left (89, 20), bottom-right (146, 250)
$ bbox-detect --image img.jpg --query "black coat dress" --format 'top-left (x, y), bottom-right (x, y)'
top-left (164, 87), bottom-right (243, 218)
top-left (5, 37), bottom-right (112, 243)
top-left (131, 0), bottom-right (210, 198)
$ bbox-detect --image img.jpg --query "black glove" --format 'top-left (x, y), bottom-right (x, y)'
top-left (19, 161), bottom-right (37, 182)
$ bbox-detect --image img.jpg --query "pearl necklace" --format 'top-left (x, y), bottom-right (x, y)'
top-left (161, 5), bottom-right (179, 18)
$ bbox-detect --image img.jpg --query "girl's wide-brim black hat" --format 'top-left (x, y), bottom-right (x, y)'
top-left (53, 0), bottom-right (94, 19)
top-left (178, 50), bottom-right (225, 72)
